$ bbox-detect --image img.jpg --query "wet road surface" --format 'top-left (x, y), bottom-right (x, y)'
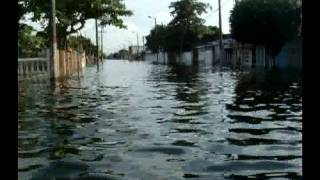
top-left (18, 60), bottom-right (302, 179)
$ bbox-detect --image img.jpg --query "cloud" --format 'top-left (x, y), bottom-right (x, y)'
top-left (20, 13), bottom-right (44, 31)
top-left (125, 20), bottom-right (141, 32)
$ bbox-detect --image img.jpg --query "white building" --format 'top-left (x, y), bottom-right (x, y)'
top-left (129, 45), bottom-right (144, 56)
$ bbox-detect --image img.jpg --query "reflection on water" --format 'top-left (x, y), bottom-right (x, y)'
top-left (18, 60), bottom-right (302, 180)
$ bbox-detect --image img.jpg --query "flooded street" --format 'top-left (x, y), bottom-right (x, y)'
top-left (18, 60), bottom-right (302, 180)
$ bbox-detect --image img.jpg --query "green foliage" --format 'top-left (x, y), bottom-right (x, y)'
top-left (230, 0), bottom-right (301, 56)
top-left (145, 25), bottom-right (167, 53)
top-left (67, 35), bottom-right (97, 55)
top-left (20, 0), bottom-right (133, 49)
top-left (108, 49), bottom-right (128, 59)
top-left (18, 25), bottom-right (46, 58)
top-left (169, 0), bottom-right (210, 27)
top-left (146, 0), bottom-right (213, 53)
top-left (168, 0), bottom-right (210, 52)
top-left (164, 25), bottom-right (198, 52)
top-left (67, 35), bottom-right (107, 59)
top-left (146, 24), bottom-right (219, 53)
top-left (18, 0), bottom-right (27, 27)
top-left (101, 51), bottom-right (107, 59)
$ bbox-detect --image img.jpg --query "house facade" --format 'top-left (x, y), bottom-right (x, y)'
top-left (129, 45), bottom-right (144, 60)
top-left (194, 35), bottom-right (302, 69)
top-left (275, 37), bottom-right (302, 68)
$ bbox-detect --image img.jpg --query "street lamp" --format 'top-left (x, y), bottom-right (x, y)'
top-left (142, 35), bottom-right (146, 51)
top-left (148, 16), bottom-right (157, 27)
top-left (148, 16), bottom-right (159, 62)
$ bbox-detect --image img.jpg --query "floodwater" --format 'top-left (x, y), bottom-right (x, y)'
top-left (18, 60), bottom-right (302, 180)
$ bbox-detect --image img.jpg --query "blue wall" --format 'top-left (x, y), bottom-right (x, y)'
top-left (275, 38), bottom-right (302, 68)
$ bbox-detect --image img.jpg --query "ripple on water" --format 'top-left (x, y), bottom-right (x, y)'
top-left (226, 171), bottom-right (302, 179)
top-left (171, 140), bottom-right (197, 147)
top-left (18, 61), bottom-right (302, 179)
top-left (206, 160), bottom-right (296, 171)
top-left (29, 160), bottom-right (89, 179)
top-left (171, 128), bottom-right (208, 134)
top-left (184, 159), bottom-right (297, 173)
top-left (133, 146), bottom-right (186, 155)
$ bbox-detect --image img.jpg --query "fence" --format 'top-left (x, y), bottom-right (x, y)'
top-left (18, 48), bottom-right (87, 82)
top-left (56, 49), bottom-right (86, 79)
top-left (18, 50), bottom-right (50, 81)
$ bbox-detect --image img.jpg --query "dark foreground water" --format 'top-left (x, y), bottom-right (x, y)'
top-left (18, 60), bottom-right (302, 180)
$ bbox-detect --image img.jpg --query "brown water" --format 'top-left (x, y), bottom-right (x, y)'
top-left (18, 60), bottom-right (302, 180)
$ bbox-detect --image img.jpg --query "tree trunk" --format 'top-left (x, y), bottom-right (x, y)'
top-left (58, 36), bottom-right (67, 50)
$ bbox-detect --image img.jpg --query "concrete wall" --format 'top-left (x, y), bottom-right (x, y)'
top-left (55, 49), bottom-right (85, 79)
top-left (255, 45), bottom-right (266, 67)
top-left (144, 52), bottom-right (193, 66)
top-left (240, 47), bottom-right (252, 67)
top-left (275, 39), bottom-right (302, 68)
top-left (198, 49), bottom-right (213, 67)
top-left (145, 48), bottom-right (214, 67)
top-left (249, 39), bottom-right (302, 69)
top-left (144, 52), bottom-right (168, 64)
top-left (18, 48), bottom-right (87, 81)
top-left (213, 46), bottom-right (220, 64)
top-left (175, 52), bottom-right (193, 66)
top-left (145, 38), bottom-right (300, 70)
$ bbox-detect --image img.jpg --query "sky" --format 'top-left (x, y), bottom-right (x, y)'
top-left (26, 0), bottom-right (236, 54)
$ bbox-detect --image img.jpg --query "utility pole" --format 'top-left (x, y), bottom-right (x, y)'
top-left (100, 26), bottom-right (104, 64)
top-left (95, 18), bottom-right (99, 70)
top-left (49, 0), bottom-right (57, 81)
top-left (142, 36), bottom-right (146, 60)
top-left (155, 18), bottom-right (159, 63)
top-left (148, 16), bottom-right (158, 62)
top-left (142, 36), bottom-right (145, 51)
top-left (136, 33), bottom-right (139, 60)
top-left (218, 0), bottom-right (223, 64)
top-left (128, 41), bottom-right (131, 60)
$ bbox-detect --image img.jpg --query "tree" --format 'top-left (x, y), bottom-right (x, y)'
top-left (68, 35), bottom-right (107, 59)
top-left (67, 35), bottom-right (97, 55)
top-left (230, 0), bottom-right (301, 57)
top-left (21, 0), bottom-right (132, 49)
top-left (169, 0), bottom-right (209, 27)
top-left (168, 0), bottom-right (210, 53)
top-left (18, 25), bottom-right (46, 58)
top-left (145, 24), bottom-right (220, 53)
top-left (145, 25), bottom-right (167, 53)
top-left (18, 0), bottom-right (28, 31)
top-left (144, 0), bottom-right (218, 54)
top-left (195, 25), bottom-right (220, 42)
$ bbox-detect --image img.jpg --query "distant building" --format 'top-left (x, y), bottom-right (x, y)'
top-left (129, 45), bottom-right (143, 55)
top-left (119, 49), bottom-right (129, 59)
top-left (275, 37), bottom-right (302, 68)
top-left (194, 34), bottom-right (302, 69)
top-left (194, 35), bottom-right (235, 65)
top-left (107, 49), bottom-right (129, 60)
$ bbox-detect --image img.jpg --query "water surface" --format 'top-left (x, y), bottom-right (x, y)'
top-left (18, 60), bottom-right (302, 179)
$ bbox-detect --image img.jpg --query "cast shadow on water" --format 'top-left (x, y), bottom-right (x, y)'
top-left (150, 65), bottom-right (302, 179)
top-left (222, 69), bottom-right (302, 179)
top-left (150, 64), bottom-right (212, 127)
